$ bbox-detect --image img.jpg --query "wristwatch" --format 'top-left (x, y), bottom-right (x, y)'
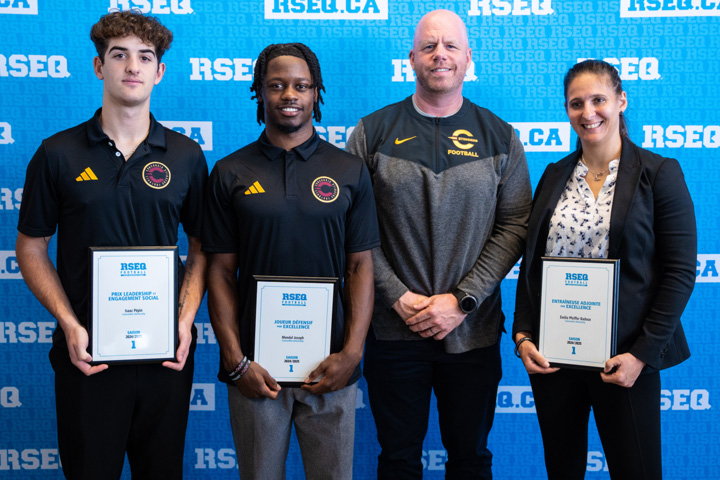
top-left (452, 289), bottom-right (478, 314)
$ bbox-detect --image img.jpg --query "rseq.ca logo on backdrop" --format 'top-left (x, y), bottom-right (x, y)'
top-left (621, 0), bottom-right (720, 17)
top-left (0, 0), bottom-right (37, 14)
top-left (159, 121), bottom-right (213, 151)
top-left (697, 255), bottom-right (720, 282)
top-left (189, 383), bottom-right (215, 411)
top-left (0, 251), bottom-right (21, 279)
top-left (511, 122), bottom-right (571, 152)
top-left (495, 386), bottom-right (536, 413)
top-left (0, 122), bottom-right (15, 144)
top-left (265, 0), bottom-right (387, 20)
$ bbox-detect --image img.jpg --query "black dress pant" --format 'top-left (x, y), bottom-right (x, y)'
top-left (530, 368), bottom-right (661, 480)
top-left (49, 333), bottom-right (195, 480)
top-left (364, 329), bottom-right (502, 480)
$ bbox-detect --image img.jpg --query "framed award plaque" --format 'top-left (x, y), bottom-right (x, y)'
top-left (539, 257), bottom-right (619, 370)
top-left (253, 275), bottom-right (338, 386)
top-left (88, 247), bottom-right (178, 365)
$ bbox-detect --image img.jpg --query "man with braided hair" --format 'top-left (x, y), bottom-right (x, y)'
top-left (204, 43), bottom-right (379, 479)
top-left (248, 42), bottom-right (326, 126)
top-left (16, 10), bottom-right (207, 479)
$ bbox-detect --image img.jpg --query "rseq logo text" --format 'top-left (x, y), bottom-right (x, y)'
top-left (189, 58), bottom-right (253, 81)
top-left (1, 386), bottom-right (21, 408)
top-left (578, 57), bottom-right (660, 80)
top-left (565, 273), bottom-right (588, 286)
top-left (469, 0), bottom-right (554, 16)
top-left (108, 0), bottom-right (193, 14)
top-left (0, 122), bottom-right (14, 144)
top-left (661, 389), bottom-right (711, 411)
top-left (0, 449), bottom-right (60, 470)
top-left (642, 125), bottom-right (720, 149)
top-left (392, 59), bottom-right (477, 83)
top-left (282, 293), bottom-right (307, 307)
top-left (120, 262), bottom-right (146, 277)
top-left (0, 54), bottom-right (70, 78)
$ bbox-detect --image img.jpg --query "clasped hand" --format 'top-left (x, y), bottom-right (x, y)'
top-left (394, 291), bottom-right (466, 340)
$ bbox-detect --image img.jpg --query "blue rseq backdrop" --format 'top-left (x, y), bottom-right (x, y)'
top-left (1, 0), bottom-right (718, 478)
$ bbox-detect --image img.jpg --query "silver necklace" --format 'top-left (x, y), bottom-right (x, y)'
top-left (582, 156), bottom-right (610, 182)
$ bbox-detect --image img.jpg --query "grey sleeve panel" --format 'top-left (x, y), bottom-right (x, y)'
top-left (456, 128), bottom-right (532, 302)
top-left (347, 119), bottom-right (410, 309)
top-left (371, 246), bottom-right (410, 310)
top-left (345, 120), bottom-right (367, 163)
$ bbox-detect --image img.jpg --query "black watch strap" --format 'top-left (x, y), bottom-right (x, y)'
top-left (453, 289), bottom-right (478, 314)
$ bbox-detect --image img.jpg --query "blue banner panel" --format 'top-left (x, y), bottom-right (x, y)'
top-left (1, 1), bottom-right (718, 478)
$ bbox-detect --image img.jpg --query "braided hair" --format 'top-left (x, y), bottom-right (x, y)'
top-left (250, 43), bottom-right (325, 125)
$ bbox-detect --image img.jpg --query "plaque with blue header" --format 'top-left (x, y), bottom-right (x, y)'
top-left (253, 276), bottom-right (337, 386)
top-left (88, 247), bottom-right (178, 365)
top-left (539, 257), bottom-right (619, 370)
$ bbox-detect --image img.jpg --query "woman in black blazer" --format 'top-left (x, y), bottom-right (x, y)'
top-left (513, 59), bottom-right (696, 479)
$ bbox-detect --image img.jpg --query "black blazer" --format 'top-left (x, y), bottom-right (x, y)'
top-left (513, 139), bottom-right (696, 371)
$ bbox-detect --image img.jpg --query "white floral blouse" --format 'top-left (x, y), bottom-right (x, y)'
top-left (545, 158), bottom-right (620, 258)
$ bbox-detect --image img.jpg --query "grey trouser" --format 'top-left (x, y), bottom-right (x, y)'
top-left (227, 383), bottom-right (357, 480)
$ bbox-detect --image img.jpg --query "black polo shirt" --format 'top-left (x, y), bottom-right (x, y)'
top-left (18, 109), bottom-right (207, 344)
top-left (203, 129), bottom-right (380, 384)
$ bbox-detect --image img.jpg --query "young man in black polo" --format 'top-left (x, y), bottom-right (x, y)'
top-left (203, 43), bottom-right (379, 479)
top-left (16, 10), bottom-right (207, 479)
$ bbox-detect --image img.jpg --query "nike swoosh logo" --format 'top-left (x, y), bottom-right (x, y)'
top-left (394, 136), bottom-right (417, 145)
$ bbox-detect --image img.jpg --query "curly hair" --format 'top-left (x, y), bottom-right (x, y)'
top-left (90, 10), bottom-right (173, 64)
top-left (250, 43), bottom-right (325, 125)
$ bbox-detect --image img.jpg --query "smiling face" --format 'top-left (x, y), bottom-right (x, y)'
top-left (410, 10), bottom-right (471, 99)
top-left (565, 72), bottom-right (627, 149)
top-left (93, 35), bottom-right (165, 109)
top-left (261, 55), bottom-right (317, 138)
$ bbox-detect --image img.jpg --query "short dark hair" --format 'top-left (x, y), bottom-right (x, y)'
top-left (250, 43), bottom-right (325, 125)
top-left (564, 59), bottom-right (628, 148)
top-left (90, 10), bottom-right (173, 63)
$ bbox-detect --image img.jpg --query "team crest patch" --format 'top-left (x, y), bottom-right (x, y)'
top-left (312, 176), bottom-right (339, 203)
top-left (143, 162), bottom-right (171, 189)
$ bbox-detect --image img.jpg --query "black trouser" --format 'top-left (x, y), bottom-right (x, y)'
top-left (49, 332), bottom-right (195, 480)
top-left (530, 368), bottom-right (661, 480)
top-left (364, 330), bottom-right (502, 480)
